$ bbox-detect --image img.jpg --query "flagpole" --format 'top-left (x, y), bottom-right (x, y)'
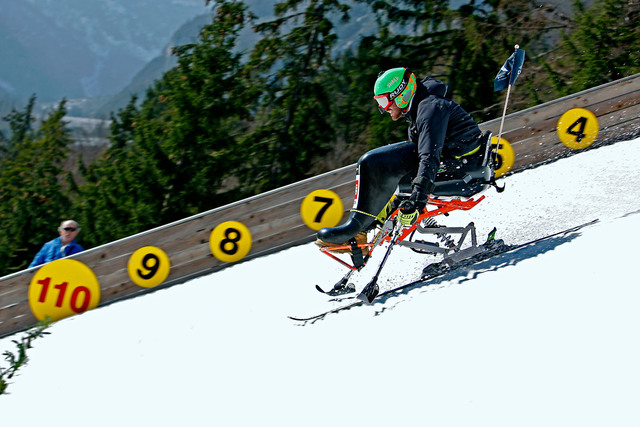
top-left (494, 44), bottom-right (519, 165)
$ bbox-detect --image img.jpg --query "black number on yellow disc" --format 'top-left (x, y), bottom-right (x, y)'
top-left (128, 246), bottom-right (171, 288)
top-left (490, 136), bottom-right (515, 178)
top-left (300, 189), bottom-right (344, 231)
top-left (557, 108), bottom-right (599, 150)
top-left (210, 221), bottom-right (252, 263)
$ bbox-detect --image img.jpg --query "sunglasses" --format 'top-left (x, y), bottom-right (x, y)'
top-left (63, 227), bottom-right (78, 232)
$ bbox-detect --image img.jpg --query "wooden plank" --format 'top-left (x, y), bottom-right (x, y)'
top-left (85, 179), bottom-right (356, 277)
top-left (0, 273), bottom-right (33, 309)
top-left (92, 224), bottom-right (318, 309)
top-left (485, 94), bottom-right (640, 171)
top-left (599, 103), bottom-right (640, 129)
top-left (512, 100), bottom-right (640, 156)
top-left (604, 114), bottom-right (640, 134)
top-left (0, 306), bottom-right (38, 338)
top-left (61, 165), bottom-right (356, 269)
top-left (509, 111), bottom-right (640, 172)
top-left (483, 89), bottom-right (640, 154)
top-left (0, 302), bottom-right (30, 324)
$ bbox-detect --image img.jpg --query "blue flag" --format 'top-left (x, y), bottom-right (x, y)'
top-left (494, 47), bottom-right (525, 91)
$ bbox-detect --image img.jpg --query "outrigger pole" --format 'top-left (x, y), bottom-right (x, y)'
top-left (493, 44), bottom-right (525, 166)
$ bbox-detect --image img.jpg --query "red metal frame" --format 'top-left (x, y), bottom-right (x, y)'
top-left (319, 195), bottom-right (485, 269)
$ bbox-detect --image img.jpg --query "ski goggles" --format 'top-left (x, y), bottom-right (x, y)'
top-left (374, 93), bottom-right (395, 113)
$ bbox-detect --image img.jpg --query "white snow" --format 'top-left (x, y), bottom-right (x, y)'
top-left (1, 137), bottom-right (640, 427)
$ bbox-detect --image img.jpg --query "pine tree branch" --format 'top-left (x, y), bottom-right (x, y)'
top-left (0, 318), bottom-right (51, 395)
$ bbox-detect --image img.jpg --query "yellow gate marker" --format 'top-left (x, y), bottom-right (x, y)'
top-left (128, 246), bottom-right (171, 288)
top-left (300, 189), bottom-right (344, 231)
top-left (210, 221), bottom-right (252, 263)
top-left (29, 259), bottom-right (100, 321)
top-left (491, 136), bottom-right (515, 178)
top-left (557, 108), bottom-right (599, 149)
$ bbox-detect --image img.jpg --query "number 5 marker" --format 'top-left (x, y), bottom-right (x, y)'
top-left (490, 136), bottom-right (515, 178)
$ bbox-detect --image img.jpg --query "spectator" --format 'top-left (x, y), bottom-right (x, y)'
top-left (29, 220), bottom-right (84, 268)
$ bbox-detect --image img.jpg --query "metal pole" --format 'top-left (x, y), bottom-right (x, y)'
top-left (494, 44), bottom-right (519, 165)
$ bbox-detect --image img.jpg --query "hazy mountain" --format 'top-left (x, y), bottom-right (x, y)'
top-left (0, 0), bottom-right (209, 103)
top-left (97, 1), bottom-right (376, 117)
top-left (95, 13), bottom-right (215, 118)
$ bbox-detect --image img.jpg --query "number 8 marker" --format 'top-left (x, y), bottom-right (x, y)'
top-left (29, 259), bottom-right (100, 321)
top-left (210, 221), bottom-right (252, 263)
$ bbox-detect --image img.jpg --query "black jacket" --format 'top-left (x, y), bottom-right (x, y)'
top-left (406, 76), bottom-right (481, 187)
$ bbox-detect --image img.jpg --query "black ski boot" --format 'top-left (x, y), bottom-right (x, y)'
top-left (316, 211), bottom-right (372, 245)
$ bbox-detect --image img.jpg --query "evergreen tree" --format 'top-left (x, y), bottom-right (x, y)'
top-left (157, 1), bottom-right (258, 219)
top-left (0, 319), bottom-right (51, 395)
top-left (75, 0), bottom-right (256, 246)
top-left (240, 0), bottom-right (351, 191)
top-left (73, 97), bottom-right (168, 246)
top-left (0, 97), bottom-right (76, 274)
top-left (350, 0), bottom-right (567, 120)
top-left (0, 96), bottom-right (35, 164)
top-left (549, 0), bottom-right (640, 95)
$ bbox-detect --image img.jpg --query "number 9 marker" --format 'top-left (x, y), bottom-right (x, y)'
top-left (128, 246), bottom-right (171, 288)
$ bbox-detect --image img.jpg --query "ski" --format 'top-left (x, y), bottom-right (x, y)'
top-left (288, 219), bottom-right (599, 322)
top-left (315, 282), bottom-right (356, 296)
top-left (315, 270), bottom-right (357, 296)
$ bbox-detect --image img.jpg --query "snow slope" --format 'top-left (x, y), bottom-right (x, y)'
top-left (1, 137), bottom-right (640, 427)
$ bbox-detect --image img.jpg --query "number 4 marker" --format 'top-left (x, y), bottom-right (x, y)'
top-left (557, 108), bottom-right (599, 150)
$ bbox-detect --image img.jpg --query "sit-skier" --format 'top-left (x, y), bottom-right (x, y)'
top-left (317, 67), bottom-right (492, 251)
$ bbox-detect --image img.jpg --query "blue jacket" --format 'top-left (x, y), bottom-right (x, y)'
top-left (29, 237), bottom-right (84, 268)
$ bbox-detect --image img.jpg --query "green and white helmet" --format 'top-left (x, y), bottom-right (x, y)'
top-left (373, 67), bottom-right (417, 112)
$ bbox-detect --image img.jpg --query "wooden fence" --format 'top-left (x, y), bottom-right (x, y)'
top-left (1, 73), bottom-right (639, 338)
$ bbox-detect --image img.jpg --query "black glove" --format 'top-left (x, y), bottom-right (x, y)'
top-left (405, 180), bottom-right (432, 213)
top-left (398, 199), bottom-right (419, 214)
top-left (397, 199), bottom-right (419, 226)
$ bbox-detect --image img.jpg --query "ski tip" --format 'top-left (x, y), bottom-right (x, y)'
top-left (356, 294), bottom-right (371, 305)
top-left (356, 287), bottom-right (379, 305)
top-left (315, 284), bottom-right (326, 294)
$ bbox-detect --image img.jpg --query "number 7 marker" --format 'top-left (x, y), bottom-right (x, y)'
top-left (300, 189), bottom-right (344, 231)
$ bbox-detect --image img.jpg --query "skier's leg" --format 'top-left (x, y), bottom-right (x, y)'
top-left (317, 141), bottom-right (417, 245)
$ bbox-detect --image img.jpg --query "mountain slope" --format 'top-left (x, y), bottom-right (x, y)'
top-left (0, 137), bottom-right (639, 426)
